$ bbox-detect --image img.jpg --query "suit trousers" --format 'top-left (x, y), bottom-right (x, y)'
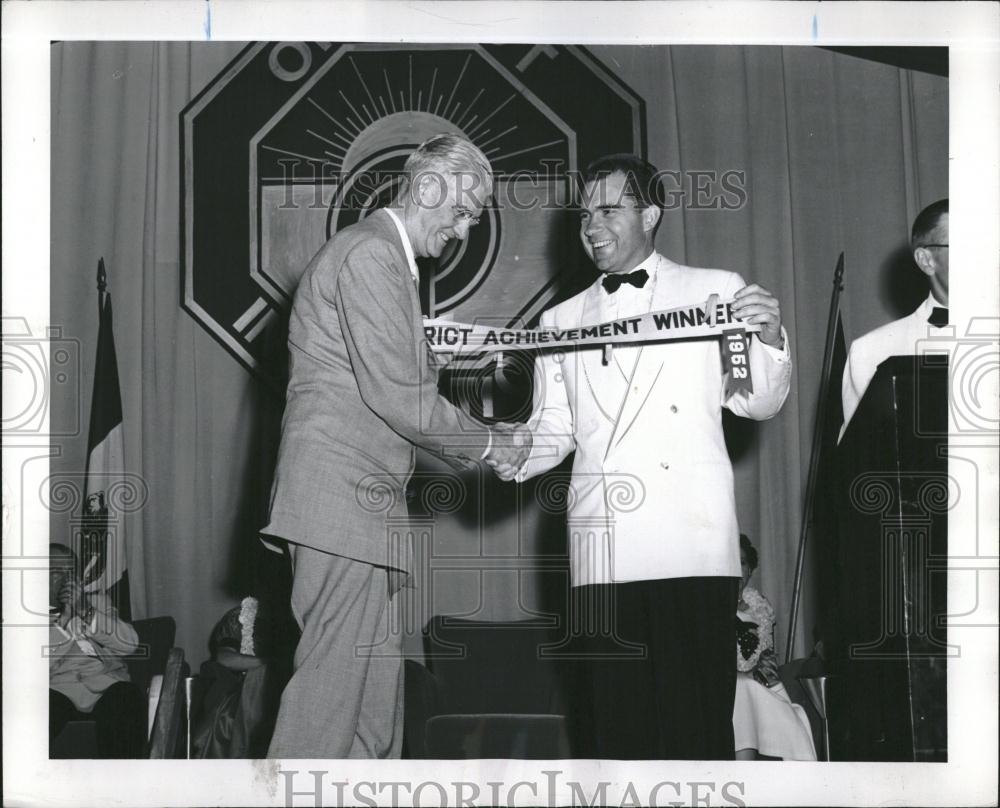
top-left (569, 576), bottom-right (739, 759)
top-left (267, 544), bottom-right (404, 758)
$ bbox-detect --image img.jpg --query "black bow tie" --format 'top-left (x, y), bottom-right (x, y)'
top-left (928, 306), bottom-right (949, 327)
top-left (602, 268), bottom-right (649, 294)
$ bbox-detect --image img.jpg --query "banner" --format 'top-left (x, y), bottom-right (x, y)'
top-left (82, 258), bottom-right (127, 594)
top-left (425, 297), bottom-right (760, 393)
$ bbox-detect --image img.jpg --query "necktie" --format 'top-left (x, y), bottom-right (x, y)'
top-left (928, 306), bottom-right (948, 327)
top-left (602, 268), bottom-right (649, 294)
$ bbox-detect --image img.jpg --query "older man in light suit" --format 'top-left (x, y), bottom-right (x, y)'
top-left (264, 135), bottom-right (528, 759)
top-left (496, 154), bottom-right (792, 759)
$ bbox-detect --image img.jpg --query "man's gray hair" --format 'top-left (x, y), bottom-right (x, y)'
top-left (404, 133), bottom-right (494, 200)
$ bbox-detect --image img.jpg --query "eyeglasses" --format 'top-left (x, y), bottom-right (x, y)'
top-left (452, 206), bottom-right (481, 227)
top-left (920, 244), bottom-right (948, 249)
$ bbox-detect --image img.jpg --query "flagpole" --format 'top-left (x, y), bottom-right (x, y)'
top-left (785, 253), bottom-right (845, 664)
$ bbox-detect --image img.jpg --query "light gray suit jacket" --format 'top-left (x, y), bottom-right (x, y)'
top-left (518, 256), bottom-right (793, 587)
top-left (263, 210), bottom-right (491, 571)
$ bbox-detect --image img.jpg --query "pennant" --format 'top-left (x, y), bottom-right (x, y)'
top-left (721, 328), bottom-right (753, 396)
top-left (424, 297), bottom-right (762, 354)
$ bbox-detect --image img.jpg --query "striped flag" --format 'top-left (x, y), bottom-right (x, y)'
top-left (81, 258), bottom-right (127, 595)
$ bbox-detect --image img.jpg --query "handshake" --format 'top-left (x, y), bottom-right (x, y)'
top-left (485, 422), bottom-right (532, 482)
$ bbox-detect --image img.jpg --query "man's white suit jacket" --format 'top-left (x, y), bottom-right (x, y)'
top-left (518, 254), bottom-right (793, 588)
top-left (839, 293), bottom-right (949, 441)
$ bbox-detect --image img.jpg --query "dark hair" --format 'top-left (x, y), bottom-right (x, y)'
top-left (911, 198), bottom-right (948, 247)
top-left (739, 533), bottom-right (758, 573)
top-left (582, 153), bottom-right (666, 211)
top-left (210, 597), bottom-right (273, 658)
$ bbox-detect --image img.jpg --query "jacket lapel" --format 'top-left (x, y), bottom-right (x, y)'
top-left (375, 210), bottom-right (425, 365)
top-left (579, 281), bottom-right (629, 428)
top-left (606, 257), bottom-right (672, 452)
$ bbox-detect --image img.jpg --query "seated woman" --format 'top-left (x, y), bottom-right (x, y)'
top-left (192, 597), bottom-right (286, 758)
top-left (734, 534), bottom-right (817, 761)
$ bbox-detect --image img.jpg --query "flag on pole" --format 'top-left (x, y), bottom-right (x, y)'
top-left (82, 258), bottom-right (127, 595)
top-left (812, 309), bottom-right (848, 657)
top-left (785, 252), bottom-right (846, 663)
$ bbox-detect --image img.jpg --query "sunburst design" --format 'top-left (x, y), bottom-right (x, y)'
top-left (257, 46), bottom-right (572, 181)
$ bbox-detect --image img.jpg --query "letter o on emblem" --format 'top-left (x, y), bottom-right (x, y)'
top-left (268, 42), bottom-right (312, 82)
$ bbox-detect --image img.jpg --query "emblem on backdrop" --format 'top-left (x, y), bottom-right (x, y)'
top-left (182, 42), bottom-right (645, 391)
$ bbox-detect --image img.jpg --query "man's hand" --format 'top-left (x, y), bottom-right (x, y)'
top-left (732, 283), bottom-right (783, 348)
top-left (485, 422), bottom-right (532, 481)
top-left (57, 576), bottom-right (87, 628)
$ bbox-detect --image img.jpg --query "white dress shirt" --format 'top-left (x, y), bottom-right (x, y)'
top-left (382, 208), bottom-right (419, 284)
top-left (599, 251), bottom-right (661, 377)
top-left (383, 206), bottom-right (495, 459)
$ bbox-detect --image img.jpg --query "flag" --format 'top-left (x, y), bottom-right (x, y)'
top-left (81, 258), bottom-right (127, 598)
top-left (822, 313), bottom-right (848, 447)
top-left (811, 310), bottom-right (848, 660)
top-left (786, 252), bottom-right (847, 663)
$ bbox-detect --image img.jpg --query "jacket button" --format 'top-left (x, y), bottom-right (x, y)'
top-left (670, 405), bottom-right (678, 413)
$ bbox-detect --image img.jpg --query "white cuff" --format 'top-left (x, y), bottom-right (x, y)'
top-left (756, 326), bottom-right (790, 362)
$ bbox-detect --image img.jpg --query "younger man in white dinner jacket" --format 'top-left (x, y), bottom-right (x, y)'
top-left (501, 154), bottom-right (793, 759)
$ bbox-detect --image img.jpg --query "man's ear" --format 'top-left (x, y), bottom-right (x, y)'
top-left (913, 247), bottom-right (936, 278)
top-left (413, 173), bottom-right (431, 205)
top-left (415, 172), bottom-right (447, 207)
top-left (642, 205), bottom-right (662, 233)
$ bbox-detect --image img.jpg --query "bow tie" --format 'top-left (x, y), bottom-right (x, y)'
top-left (928, 306), bottom-right (949, 327)
top-left (602, 268), bottom-right (649, 294)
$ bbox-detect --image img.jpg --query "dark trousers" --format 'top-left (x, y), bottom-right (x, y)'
top-left (569, 576), bottom-right (739, 760)
top-left (49, 681), bottom-right (146, 758)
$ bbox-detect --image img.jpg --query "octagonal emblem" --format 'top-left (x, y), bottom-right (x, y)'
top-left (183, 43), bottom-right (645, 390)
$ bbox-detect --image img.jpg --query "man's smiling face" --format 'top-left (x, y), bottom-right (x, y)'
top-left (411, 170), bottom-right (487, 259)
top-left (579, 171), bottom-right (654, 275)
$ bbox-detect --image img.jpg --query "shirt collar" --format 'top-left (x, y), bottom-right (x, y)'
top-left (920, 291), bottom-right (948, 314)
top-left (634, 251), bottom-right (661, 278)
top-left (382, 208), bottom-right (419, 284)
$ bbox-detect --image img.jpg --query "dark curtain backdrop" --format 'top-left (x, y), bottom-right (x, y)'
top-left (50, 42), bottom-right (947, 667)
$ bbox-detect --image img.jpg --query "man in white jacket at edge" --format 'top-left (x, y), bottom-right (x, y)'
top-left (489, 154), bottom-right (793, 759)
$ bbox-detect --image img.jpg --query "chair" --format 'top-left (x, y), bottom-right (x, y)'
top-left (50, 616), bottom-right (177, 759)
top-left (425, 714), bottom-right (570, 759)
top-left (403, 659), bottom-right (440, 759)
top-left (778, 654), bottom-right (828, 758)
top-left (126, 616), bottom-right (176, 694)
top-left (403, 617), bottom-right (571, 759)
top-left (797, 673), bottom-right (835, 761)
top-left (148, 648), bottom-right (187, 758)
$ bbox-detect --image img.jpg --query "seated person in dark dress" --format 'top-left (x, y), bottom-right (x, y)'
top-left (192, 597), bottom-right (287, 758)
top-left (48, 543), bottom-right (145, 758)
